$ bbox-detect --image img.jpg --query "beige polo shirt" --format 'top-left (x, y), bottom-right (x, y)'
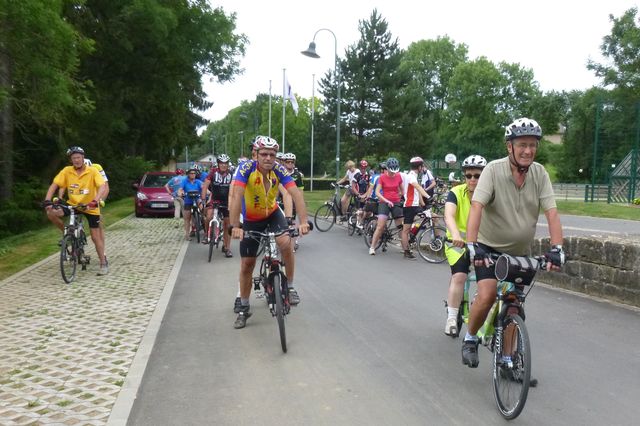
top-left (472, 157), bottom-right (556, 255)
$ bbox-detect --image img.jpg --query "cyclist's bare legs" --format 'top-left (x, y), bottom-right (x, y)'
top-left (46, 207), bottom-right (65, 232)
top-left (276, 233), bottom-right (294, 283)
top-left (401, 224), bottom-right (411, 251)
top-left (222, 217), bottom-right (231, 250)
top-left (89, 226), bottom-right (107, 266)
top-left (239, 257), bottom-right (257, 299)
top-left (447, 272), bottom-right (467, 311)
top-left (466, 277), bottom-right (498, 335)
top-left (183, 208), bottom-right (192, 239)
top-left (204, 207), bottom-right (213, 237)
top-left (340, 191), bottom-right (350, 216)
top-left (370, 215), bottom-right (388, 249)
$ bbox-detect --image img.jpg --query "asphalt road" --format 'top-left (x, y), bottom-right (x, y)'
top-left (128, 219), bottom-right (639, 426)
top-left (537, 214), bottom-right (640, 238)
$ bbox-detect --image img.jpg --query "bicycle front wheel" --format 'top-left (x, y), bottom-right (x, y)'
top-left (314, 204), bottom-right (336, 232)
top-left (493, 314), bottom-right (531, 420)
top-left (60, 234), bottom-right (77, 284)
top-left (416, 225), bottom-right (447, 263)
top-left (192, 210), bottom-right (202, 243)
top-left (272, 273), bottom-right (287, 353)
top-left (346, 207), bottom-right (357, 236)
top-left (208, 235), bottom-right (214, 262)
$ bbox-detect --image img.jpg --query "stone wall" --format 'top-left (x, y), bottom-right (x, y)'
top-left (532, 236), bottom-right (640, 308)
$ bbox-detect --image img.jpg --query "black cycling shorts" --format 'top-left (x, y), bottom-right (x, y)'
top-left (378, 202), bottom-right (403, 219)
top-left (473, 242), bottom-right (500, 281)
top-left (239, 209), bottom-right (288, 258)
top-left (450, 251), bottom-right (471, 275)
top-left (207, 201), bottom-right (229, 218)
top-left (403, 206), bottom-right (422, 225)
top-left (62, 207), bottom-right (101, 229)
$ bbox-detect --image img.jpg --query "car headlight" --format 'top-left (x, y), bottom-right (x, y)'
top-left (136, 192), bottom-right (148, 201)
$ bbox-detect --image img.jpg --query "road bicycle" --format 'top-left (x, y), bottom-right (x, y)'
top-left (249, 224), bottom-right (311, 353)
top-left (413, 209), bottom-right (447, 263)
top-left (185, 191), bottom-right (204, 243)
top-left (313, 183), bottom-right (355, 232)
top-left (446, 252), bottom-right (548, 419)
top-left (50, 199), bottom-right (100, 283)
top-left (206, 201), bottom-right (225, 262)
top-left (362, 204), bottom-right (404, 252)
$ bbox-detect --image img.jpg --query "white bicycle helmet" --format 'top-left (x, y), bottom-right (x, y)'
top-left (66, 146), bottom-right (85, 156)
top-left (283, 152), bottom-right (296, 161)
top-left (217, 154), bottom-right (230, 163)
top-left (254, 135), bottom-right (280, 151)
top-left (504, 118), bottom-right (542, 141)
top-left (83, 158), bottom-right (93, 167)
top-left (461, 155), bottom-right (487, 169)
top-left (409, 156), bottom-right (424, 165)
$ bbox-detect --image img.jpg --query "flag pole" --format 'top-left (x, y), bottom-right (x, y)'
top-left (282, 69), bottom-right (286, 152)
top-left (268, 80), bottom-right (272, 138)
top-left (311, 74), bottom-right (315, 191)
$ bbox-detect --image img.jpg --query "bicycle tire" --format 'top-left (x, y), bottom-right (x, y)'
top-left (346, 207), bottom-right (357, 236)
top-left (314, 204), bottom-right (336, 232)
top-left (416, 225), bottom-right (447, 263)
top-left (273, 273), bottom-right (287, 353)
top-left (493, 314), bottom-right (531, 420)
top-left (60, 234), bottom-right (77, 284)
top-left (363, 218), bottom-right (383, 250)
top-left (208, 236), bottom-right (214, 262)
top-left (192, 210), bottom-right (202, 243)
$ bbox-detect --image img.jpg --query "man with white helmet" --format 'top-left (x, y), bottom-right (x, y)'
top-left (443, 154), bottom-right (486, 336)
top-left (401, 157), bottom-right (431, 259)
top-left (229, 136), bottom-right (309, 329)
top-left (461, 118), bottom-right (564, 368)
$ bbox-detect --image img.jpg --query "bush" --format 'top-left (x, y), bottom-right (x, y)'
top-left (0, 200), bottom-right (47, 239)
top-left (104, 156), bottom-right (156, 200)
top-left (633, 198), bottom-right (640, 205)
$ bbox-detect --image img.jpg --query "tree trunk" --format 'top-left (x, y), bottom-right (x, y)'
top-left (0, 47), bottom-right (14, 203)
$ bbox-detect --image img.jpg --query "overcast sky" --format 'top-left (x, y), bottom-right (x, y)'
top-left (202, 0), bottom-right (638, 123)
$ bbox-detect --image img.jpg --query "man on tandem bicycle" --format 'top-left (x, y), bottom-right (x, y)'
top-left (43, 146), bottom-right (109, 275)
top-left (229, 136), bottom-right (310, 329)
top-left (462, 118), bottom-right (565, 368)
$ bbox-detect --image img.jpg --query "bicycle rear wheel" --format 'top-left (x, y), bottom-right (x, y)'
top-left (493, 314), bottom-right (531, 420)
top-left (60, 234), bottom-right (77, 284)
top-left (416, 225), bottom-right (447, 263)
top-left (272, 273), bottom-right (287, 353)
top-left (314, 204), bottom-right (336, 232)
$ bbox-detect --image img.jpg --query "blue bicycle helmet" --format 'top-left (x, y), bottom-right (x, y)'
top-left (386, 157), bottom-right (400, 172)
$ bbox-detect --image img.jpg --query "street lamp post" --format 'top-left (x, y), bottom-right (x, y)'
top-left (239, 131), bottom-right (244, 158)
top-left (301, 28), bottom-right (341, 179)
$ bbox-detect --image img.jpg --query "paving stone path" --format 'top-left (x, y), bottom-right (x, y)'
top-left (0, 217), bottom-right (183, 425)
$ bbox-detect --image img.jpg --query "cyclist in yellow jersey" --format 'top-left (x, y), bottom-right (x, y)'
top-left (443, 155), bottom-right (486, 337)
top-left (229, 136), bottom-right (309, 329)
top-left (44, 147), bottom-right (109, 275)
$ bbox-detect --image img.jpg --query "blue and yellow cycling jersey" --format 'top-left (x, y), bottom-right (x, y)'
top-left (232, 160), bottom-right (295, 221)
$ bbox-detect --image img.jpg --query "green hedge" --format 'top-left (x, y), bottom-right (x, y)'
top-left (302, 178), bottom-right (336, 191)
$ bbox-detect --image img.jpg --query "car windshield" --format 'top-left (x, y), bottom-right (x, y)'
top-left (142, 174), bottom-right (173, 188)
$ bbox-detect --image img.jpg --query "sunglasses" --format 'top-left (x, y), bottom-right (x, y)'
top-left (464, 173), bottom-right (481, 179)
top-left (284, 160), bottom-right (295, 164)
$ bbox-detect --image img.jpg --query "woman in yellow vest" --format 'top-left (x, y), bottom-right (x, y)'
top-left (443, 154), bottom-right (487, 337)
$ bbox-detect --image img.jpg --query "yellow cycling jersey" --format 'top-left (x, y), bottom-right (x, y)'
top-left (53, 166), bottom-right (105, 215)
top-left (232, 160), bottom-right (295, 221)
top-left (92, 163), bottom-right (108, 181)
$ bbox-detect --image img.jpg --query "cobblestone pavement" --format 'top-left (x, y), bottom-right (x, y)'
top-left (0, 217), bottom-right (184, 425)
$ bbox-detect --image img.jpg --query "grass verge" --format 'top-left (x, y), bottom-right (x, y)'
top-left (0, 198), bottom-right (134, 281)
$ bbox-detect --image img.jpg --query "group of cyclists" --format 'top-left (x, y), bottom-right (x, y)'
top-left (328, 117), bottom-right (566, 368)
top-left (43, 117), bottom-right (566, 367)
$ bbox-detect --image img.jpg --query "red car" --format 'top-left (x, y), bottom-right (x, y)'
top-left (133, 171), bottom-right (176, 217)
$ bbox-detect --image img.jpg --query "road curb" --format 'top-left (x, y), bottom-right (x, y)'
top-left (106, 237), bottom-right (189, 425)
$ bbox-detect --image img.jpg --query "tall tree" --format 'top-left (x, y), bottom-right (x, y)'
top-left (340, 9), bottom-right (402, 160)
top-left (0, 0), bottom-right (92, 202)
top-left (65, 0), bottom-right (246, 164)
